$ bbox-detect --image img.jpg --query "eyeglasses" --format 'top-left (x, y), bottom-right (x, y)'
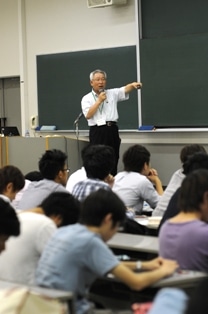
top-left (62, 168), bottom-right (70, 173)
top-left (92, 78), bottom-right (106, 82)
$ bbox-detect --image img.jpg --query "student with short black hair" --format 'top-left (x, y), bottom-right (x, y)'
top-left (18, 149), bottom-right (69, 210)
top-left (113, 144), bottom-right (163, 214)
top-left (12, 170), bottom-right (43, 210)
top-left (0, 198), bottom-right (20, 253)
top-left (0, 191), bottom-right (80, 285)
top-left (37, 191), bottom-right (80, 227)
top-left (72, 145), bottom-right (115, 201)
top-left (36, 189), bottom-right (178, 314)
top-left (0, 165), bottom-right (25, 202)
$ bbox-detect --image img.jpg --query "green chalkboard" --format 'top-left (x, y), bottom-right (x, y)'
top-left (139, 0), bottom-right (208, 127)
top-left (140, 33), bottom-right (208, 127)
top-left (141, 0), bottom-right (208, 39)
top-left (37, 46), bottom-right (138, 130)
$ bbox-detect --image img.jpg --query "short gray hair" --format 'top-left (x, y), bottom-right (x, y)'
top-left (89, 69), bottom-right (107, 81)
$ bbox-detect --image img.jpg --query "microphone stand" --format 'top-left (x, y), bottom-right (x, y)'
top-left (75, 121), bottom-right (80, 140)
top-left (74, 121), bottom-right (82, 168)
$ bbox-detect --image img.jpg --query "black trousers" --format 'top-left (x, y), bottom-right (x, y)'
top-left (89, 124), bottom-right (121, 176)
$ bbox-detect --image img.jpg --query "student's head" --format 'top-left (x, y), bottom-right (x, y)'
top-left (83, 145), bottom-right (115, 180)
top-left (183, 152), bottom-right (208, 175)
top-left (0, 165), bottom-right (25, 200)
top-left (0, 198), bottom-right (20, 253)
top-left (123, 144), bottom-right (150, 173)
top-left (39, 192), bottom-right (80, 227)
top-left (89, 69), bottom-right (107, 93)
top-left (38, 149), bottom-right (68, 186)
top-left (25, 171), bottom-right (43, 181)
top-left (180, 144), bottom-right (206, 164)
top-left (80, 189), bottom-right (126, 241)
top-left (179, 169), bottom-right (208, 220)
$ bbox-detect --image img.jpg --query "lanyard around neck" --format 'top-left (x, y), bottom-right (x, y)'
top-left (92, 91), bottom-right (104, 114)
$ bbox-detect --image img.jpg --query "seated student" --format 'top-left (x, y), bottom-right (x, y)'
top-left (158, 152), bottom-right (208, 233)
top-left (112, 144), bottom-right (163, 214)
top-left (0, 198), bottom-right (20, 254)
top-left (0, 165), bottom-right (25, 203)
top-left (66, 146), bottom-right (87, 193)
top-left (0, 192), bottom-right (80, 285)
top-left (159, 168), bottom-right (208, 272)
top-left (18, 149), bottom-right (69, 210)
top-left (12, 170), bottom-right (43, 210)
top-left (36, 189), bottom-right (178, 314)
top-left (72, 144), bottom-right (147, 235)
top-left (153, 144), bottom-right (206, 217)
top-left (72, 144), bottom-right (115, 201)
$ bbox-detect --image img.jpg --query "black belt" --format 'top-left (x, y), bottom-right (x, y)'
top-left (90, 121), bottom-right (117, 127)
top-left (106, 121), bottom-right (117, 126)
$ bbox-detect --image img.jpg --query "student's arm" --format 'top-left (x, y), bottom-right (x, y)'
top-left (111, 258), bottom-right (178, 291)
top-left (104, 174), bottom-right (115, 188)
top-left (122, 257), bottom-right (165, 271)
top-left (148, 174), bottom-right (164, 195)
top-left (124, 82), bottom-right (142, 94)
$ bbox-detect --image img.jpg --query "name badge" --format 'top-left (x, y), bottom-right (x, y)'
top-left (97, 118), bottom-right (106, 126)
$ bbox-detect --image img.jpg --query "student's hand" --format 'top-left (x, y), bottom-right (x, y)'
top-left (141, 257), bottom-right (164, 270)
top-left (158, 258), bottom-right (179, 277)
top-left (104, 174), bottom-right (115, 188)
top-left (147, 174), bottom-right (161, 184)
top-left (148, 168), bottom-right (158, 176)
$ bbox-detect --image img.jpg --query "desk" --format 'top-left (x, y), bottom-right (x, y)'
top-left (153, 270), bottom-right (208, 289)
top-left (90, 271), bottom-right (208, 310)
top-left (107, 233), bottom-right (159, 259)
top-left (134, 216), bottom-right (161, 230)
top-left (0, 280), bottom-right (75, 313)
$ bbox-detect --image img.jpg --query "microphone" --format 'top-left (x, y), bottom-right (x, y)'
top-left (74, 112), bottom-right (83, 124)
top-left (99, 89), bottom-right (108, 103)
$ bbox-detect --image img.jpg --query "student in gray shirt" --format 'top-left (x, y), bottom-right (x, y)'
top-left (18, 149), bottom-right (69, 210)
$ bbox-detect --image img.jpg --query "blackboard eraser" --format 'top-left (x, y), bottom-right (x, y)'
top-left (138, 125), bottom-right (155, 131)
top-left (40, 125), bottom-right (57, 131)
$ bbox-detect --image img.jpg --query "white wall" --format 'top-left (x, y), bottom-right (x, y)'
top-left (0, 0), bottom-right (137, 133)
top-left (0, 0), bottom-right (19, 77)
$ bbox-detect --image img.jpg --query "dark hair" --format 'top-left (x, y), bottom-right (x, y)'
top-left (0, 165), bottom-right (25, 193)
top-left (80, 189), bottom-right (126, 227)
top-left (38, 149), bottom-right (67, 180)
top-left (123, 144), bottom-right (150, 172)
top-left (0, 199), bottom-right (20, 236)
top-left (179, 169), bottom-right (208, 213)
top-left (25, 171), bottom-right (43, 181)
top-left (180, 144), bottom-right (206, 164)
top-left (183, 152), bottom-right (208, 175)
top-left (40, 192), bottom-right (80, 227)
top-left (83, 145), bottom-right (115, 180)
